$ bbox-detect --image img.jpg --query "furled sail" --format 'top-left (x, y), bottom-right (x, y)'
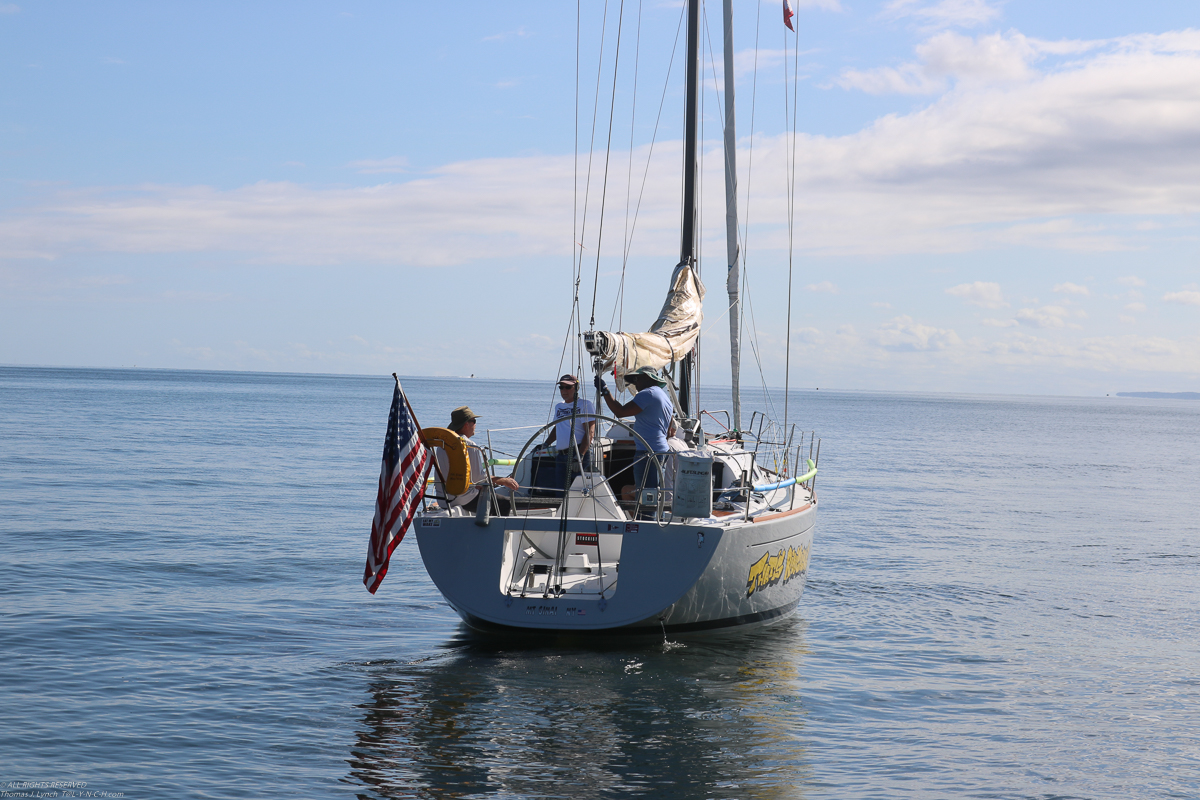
top-left (586, 260), bottom-right (705, 392)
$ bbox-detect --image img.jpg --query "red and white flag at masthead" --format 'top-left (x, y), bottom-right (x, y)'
top-left (364, 376), bottom-right (431, 594)
top-left (783, 0), bottom-right (795, 31)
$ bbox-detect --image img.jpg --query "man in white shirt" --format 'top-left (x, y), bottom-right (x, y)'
top-left (437, 406), bottom-right (519, 515)
top-left (543, 374), bottom-right (597, 494)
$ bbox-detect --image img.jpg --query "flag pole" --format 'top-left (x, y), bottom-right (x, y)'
top-left (394, 373), bottom-right (449, 490)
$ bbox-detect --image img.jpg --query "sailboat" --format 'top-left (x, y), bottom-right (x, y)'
top-left (413, 0), bottom-right (819, 634)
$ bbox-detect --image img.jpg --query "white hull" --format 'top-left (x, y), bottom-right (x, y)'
top-left (415, 496), bottom-right (815, 635)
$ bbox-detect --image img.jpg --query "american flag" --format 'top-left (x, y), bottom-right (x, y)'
top-left (364, 377), bottom-right (431, 594)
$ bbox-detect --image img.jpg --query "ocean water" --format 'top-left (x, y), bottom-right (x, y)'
top-left (1, 366), bottom-right (1197, 799)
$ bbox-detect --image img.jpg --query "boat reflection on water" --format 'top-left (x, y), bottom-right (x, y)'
top-left (345, 621), bottom-right (813, 799)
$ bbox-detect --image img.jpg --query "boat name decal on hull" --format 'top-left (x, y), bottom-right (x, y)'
top-left (523, 604), bottom-right (587, 617)
top-left (746, 544), bottom-right (810, 597)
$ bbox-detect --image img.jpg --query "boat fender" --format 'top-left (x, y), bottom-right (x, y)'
top-left (419, 427), bottom-right (471, 496)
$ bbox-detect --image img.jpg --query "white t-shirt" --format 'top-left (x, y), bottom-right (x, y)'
top-left (553, 398), bottom-right (596, 450)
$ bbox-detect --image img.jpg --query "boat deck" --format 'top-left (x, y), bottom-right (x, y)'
top-left (508, 553), bottom-right (619, 597)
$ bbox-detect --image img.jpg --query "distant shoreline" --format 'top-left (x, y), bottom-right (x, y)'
top-left (1116, 391), bottom-right (1200, 400)
top-left (3, 363), bottom-right (1196, 402)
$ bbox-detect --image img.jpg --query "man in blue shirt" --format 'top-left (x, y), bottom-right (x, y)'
top-left (595, 366), bottom-right (674, 500)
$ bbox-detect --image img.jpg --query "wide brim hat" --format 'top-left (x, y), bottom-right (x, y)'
top-left (627, 366), bottom-right (667, 387)
top-left (448, 406), bottom-right (479, 433)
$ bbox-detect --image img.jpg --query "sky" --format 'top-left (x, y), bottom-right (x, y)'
top-left (2, 0), bottom-right (1199, 396)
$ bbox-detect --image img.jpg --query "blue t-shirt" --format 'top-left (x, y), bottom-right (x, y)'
top-left (631, 385), bottom-right (672, 453)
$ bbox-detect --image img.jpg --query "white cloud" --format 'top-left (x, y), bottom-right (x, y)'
top-left (721, 46), bottom-right (825, 88)
top-left (990, 219), bottom-right (1122, 252)
top-left (842, 30), bottom-right (1049, 95)
top-left (946, 281), bottom-right (1006, 308)
top-left (1125, 302), bottom-right (1146, 312)
top-left (837, 61), bottom-right (945, 95)
top-left (883, 0), bottom-right (1002, 30)
top-left (1053, 282), bottom-right (1090, 296)
top-left (733, 47), bottom-right (783, 76)
top-left (872, 301), bottom-right (892, 308)
top-left (1118, 275), bottom-right (1146, 287)
top-left (785, 30), bottom-right (1200, 254)
top-left (0, 4), bottom-right (20, 13)
top-left (348, 156), bottom-right (410, 174)
top-left (10, 32), bottom-right (1200, 266)
top-left (1016, 305), bottom-right (1073, 328)
top-left (984, 332), bottom-right (1200, 374)
top-left (737, 324), bottom-right (1200, 392)
top-left (795, 327), bottom-right (825, 344)
top-left (981, 318), bottom-right (1018, 327)
top-left (0, 158), bottom-right (585, 266)
top-left (1163, 290), bottom-right (1200, 306)
top-left (838, 31), bottom-right (1099, 95)
top-left (918, 30), bottom-right (1041, 81)
top-left (876, 315), bottom-right (962, 351)
top-left (806, 280), bottom-right (839, 293)
top-left (1119, 315), bottom-right (1136, 324)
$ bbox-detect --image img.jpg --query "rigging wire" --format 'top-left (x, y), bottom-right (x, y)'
top-left (700, 0), bottom-right (788, 436)
top-left (616, 0), bottom-right (643, 333)
top-left (743, 267), bottom-right (780, 424)
top-left (554, 0), bottom-right (586, 417)
top-left (559, 0), bottom-right (611, 415)
top-left (741, 0), bottom-right (782, 428)
top-left (740, 0), bottom-right (762, 342)
top-left (689, 4), bottom-right (741, 339)
top-left (572, 0), bottom-right (766, 423)
top-left (783, 4), bottom-right (800, 438)
top-left (701, 0), bottom-right (742, 418)
top-left (702, 4), bottom-right (724, 132)
top-left (589, 0), bottom-right (629, 331)
top-left (574, 0), bottom-right (613, 333)
top-left (607, 4), bottom-right (688, 332)
top-left (557, 0), bottom-right (614, 416)
top-left (705, 0), bottom-right (780, 426)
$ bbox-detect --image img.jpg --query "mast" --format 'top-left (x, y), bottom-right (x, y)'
top-left (677, 0), bottom-right (701, 418)
top-left (721, 0), bottom-right (741, 434)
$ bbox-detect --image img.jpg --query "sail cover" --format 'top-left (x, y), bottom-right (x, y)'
top-left (589, 261), bottom-right (705, 392)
